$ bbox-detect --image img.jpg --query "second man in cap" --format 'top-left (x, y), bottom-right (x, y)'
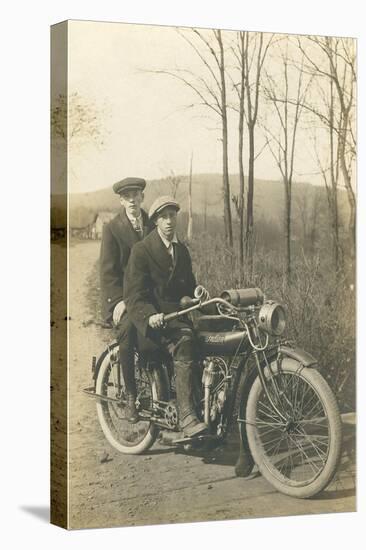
top-left (100, 176), bottom-right (154, 422)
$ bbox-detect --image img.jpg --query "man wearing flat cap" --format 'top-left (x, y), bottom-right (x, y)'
top-left (99, 177), bottom-right (154, 422)
top-left (124, 196), bottom-right (206, 437)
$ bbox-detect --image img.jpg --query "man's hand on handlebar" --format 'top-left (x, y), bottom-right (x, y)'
top-left (147, 295), bottom-right (236, 330)
top-left (148, 313), bottom-right (165, 329)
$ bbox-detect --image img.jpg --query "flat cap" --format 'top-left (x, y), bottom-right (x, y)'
top-left (149, 196), bottom-right (180, 220)
top-left (113, 177), bottom-right (146, 195)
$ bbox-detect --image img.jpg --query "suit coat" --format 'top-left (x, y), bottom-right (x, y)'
top-left (123, 228), bottom-right (196, 339)
top-left (99, 208), bottom-right (153, 322)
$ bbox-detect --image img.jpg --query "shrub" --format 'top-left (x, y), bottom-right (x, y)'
top-left (189, 232), bottom-right (355, 412)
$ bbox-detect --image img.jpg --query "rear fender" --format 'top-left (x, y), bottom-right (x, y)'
top-left (93, 341), bottom-right (119, 385)
top-left (93, 342), bottom-right (171, 400)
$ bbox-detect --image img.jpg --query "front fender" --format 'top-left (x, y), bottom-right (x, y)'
top-left (238, 343), bottom-right (318, 396)
top-left (278, 345), bottom-right (318, 368)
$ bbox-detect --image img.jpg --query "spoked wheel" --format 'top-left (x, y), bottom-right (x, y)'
top-left (246, 358), bottom-right (342, 498)
top-left (96, 343), bottom-right (165, 454)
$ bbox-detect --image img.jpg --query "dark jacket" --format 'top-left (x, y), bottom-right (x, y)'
top-left (123, 228), bottom-right (196, 338)
top-left (99, 208), bottom-right (153, 322)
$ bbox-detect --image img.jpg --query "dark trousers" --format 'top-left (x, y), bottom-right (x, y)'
top-left (114, 315), bottom-right (137, 396)
top-left (160, 320), bottom-right (199, 424)
top-left (116, 315), bottom-right (196, 400)
top-left (145, 318), bottom-right (196, 362)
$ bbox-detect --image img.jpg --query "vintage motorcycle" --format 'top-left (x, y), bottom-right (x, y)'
top-left (84, 286), bottom-right (342, 499)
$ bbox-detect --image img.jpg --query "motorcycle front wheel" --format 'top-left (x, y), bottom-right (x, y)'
top-left (245, 358), bottom-right (342, 498)
top-left (95, 343), bottom-right (165, 455)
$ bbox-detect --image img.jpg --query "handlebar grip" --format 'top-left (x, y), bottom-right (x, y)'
top-left (163, 298), bottom-right (200, 324)
top-left (163, 296), bottom-right (233, 325)
top-left (163, 311), bottom-right (181, 323)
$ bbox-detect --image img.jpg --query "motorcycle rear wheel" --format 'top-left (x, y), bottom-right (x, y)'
top-left (245, 358), bottom-right (342, 498)
top-left (96, 343), bottom-right (165, 455)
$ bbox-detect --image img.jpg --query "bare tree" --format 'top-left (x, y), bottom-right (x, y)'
top-left (263, 39), bottom-right (310, 284)
top-left (51, 91), bottom-right (104, 150)
top-left (311, 125), bottom-right (342, 271)
top-left (203, 182), bottom-right (208, 232)
top-left (295, 187), bottom-right (321, 255)
top-left (296, 36), bottom-right (356, 260)
top-left (148, 28), bottom-right (233, 246)
top-left (231, 31), bottom-right (246, 282)
top-left (308, 188), bottom-right (322, 255)
top-left (51, 92), bottom-right (105, 192)
top-left (166, 170), bottom-right (181, 199)
top-left (215, 29), bottom-right (233, 247)
top-left (187, 153), bottom-right (193, 242)
top-left (231, 32), bottom-right (273, 280)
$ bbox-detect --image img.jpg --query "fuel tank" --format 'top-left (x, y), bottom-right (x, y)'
top-left (197, 330), bottom-right (248, 356)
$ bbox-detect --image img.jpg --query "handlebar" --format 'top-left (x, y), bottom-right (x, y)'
top-left (163, 297), bottom-right (239, 324)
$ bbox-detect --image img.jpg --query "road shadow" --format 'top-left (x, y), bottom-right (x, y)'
top-left (313, 432), bottom-right (356, 501)
top-left (148, 431), bottom-right (240, 465)
top-left (165, 420), bottom-right (356, 500)
top-left (146, 419), bottom-right (356, 499)
top-left (200, 437), bottom-right (239, 467)
top-left (314, 487), bottom-right (355, 500)
top-left (164, 431), bottom-right (240, 467)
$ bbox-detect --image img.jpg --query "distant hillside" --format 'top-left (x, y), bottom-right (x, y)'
top-left (65, 174), bottom-right (350, 230)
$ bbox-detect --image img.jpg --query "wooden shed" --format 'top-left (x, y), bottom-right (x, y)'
top-left (94, 211), bottom-right (115, 239)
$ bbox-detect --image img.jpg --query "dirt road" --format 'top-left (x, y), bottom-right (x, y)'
top-left (64, 240), bottom-right (356, 529)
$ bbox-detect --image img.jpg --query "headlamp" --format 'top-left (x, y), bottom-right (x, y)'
top-left (258, 301), bottom-right (286, 336)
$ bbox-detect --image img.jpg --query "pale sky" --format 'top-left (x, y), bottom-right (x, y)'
top-left (63, 20), bottom-right (355, 194)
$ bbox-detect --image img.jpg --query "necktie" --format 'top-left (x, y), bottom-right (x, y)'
top-left (171, 242), bottom-right (177, 266)
top-left (132, 220), bottom-right (143, 239)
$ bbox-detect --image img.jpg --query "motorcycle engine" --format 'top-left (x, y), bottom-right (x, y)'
top-left (202, 357), bottom-right (229, 424)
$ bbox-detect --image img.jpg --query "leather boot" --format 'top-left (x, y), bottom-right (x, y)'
top-left (120, 349), bottom-right (139, 423)
top-left (235, 432), bottom-right (255, 477)
top-left (174, 360), bottom-right (206, 437)
top-left (235, 452), bottom-right (255, 477)
top-left (124, 394), bottom-right (139, 424)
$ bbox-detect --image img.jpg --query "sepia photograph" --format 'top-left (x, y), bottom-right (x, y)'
top-left (51, 18), bottom-right (356, 530)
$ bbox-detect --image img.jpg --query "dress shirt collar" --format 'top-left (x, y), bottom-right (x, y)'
top-left (125, 210), bottom-right (143, 226)
top-left (157, 228), bottom-right (178, 249)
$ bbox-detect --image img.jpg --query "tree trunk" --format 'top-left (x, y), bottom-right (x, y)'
top-left (217, 30), bottom-right (233, 248)
top-left (187, 153), bottom-right (193, 242)
top-left (238, 122), bottom-right (245, 283)
top-left (222, 114), bottom-right (232, 247)
top-left (327, 37), bottom-right (356, 261)
top-left (284, 183), bottom-right (292, 285)
top-left (309, 194), bottom-right (318, 256)
top-left (329, 74), bottom-right (340, 272)
top-left (332, 193), bottom-right (340, 271)
top-left (340, 146), bottom-right (356, 258)
top-left (324, 183), bottom-right (340, 272)
top-left (245, 125), bottom-right (255, 281)
top-left (238, 32), bottom-right (245, 283)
